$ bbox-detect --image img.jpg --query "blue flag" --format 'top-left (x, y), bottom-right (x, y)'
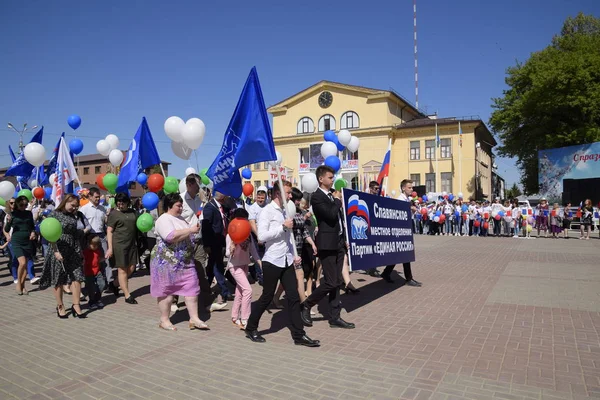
top-left (5, 127), bottom-right (44, 178)
top-left (116, 117), bottom-right (161, 193)
top-left (8, 145), bottom-right (28, 189)
top-left (207, 67), bottom-right (276, 198)
top-left (8, 145), bottom-right (16, 162)
top-left (43, 133), bottom-right (65, 185)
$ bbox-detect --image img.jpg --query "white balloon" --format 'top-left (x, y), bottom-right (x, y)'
top-left (286, 200), bottom-right (297, 218)
top-left (338, 129), bottom-right (352, 146)
top-left (0, 181), bottom-right (16, 201)
top-left (391, 190), bottom-right (397, 196)
top-left (442, 191), bottom-right (448, 196)
top-left (321, 142), bottom-right (338, 159)
top-left (28, 178), bottom-right (38, 188)
top-left (171, 141), bottom-right (192, 160)
top-left (164, 116), bottom-right (185, 143)
top-left (347, 136), bottom-right (360, 153)
top-left (105, 134), bottom-right (120, 150)
top-left (179, 179), bottom-right (187, 194)
top-left (108, 149), bottom-right (124, 166)
top-left (182, 118), bottom-right (206, 150)
top-left (458, 192), bottom-right (464, 198)
top-left (96, 140), bottom-right (111, 156)
top-left (185, 167), bottom-right (197, 176)
top-left (24, 142), bottom-right (46, 167)
top-left (301, 173), bottom-right (319, 193)
top-left (49, 174), bottom-right (56, 186)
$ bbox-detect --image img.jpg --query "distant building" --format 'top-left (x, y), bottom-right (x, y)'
top-left (0, 152), bottom-right (170, 198)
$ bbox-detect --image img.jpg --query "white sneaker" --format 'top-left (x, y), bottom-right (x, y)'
top-left (209, 302), bottom-right (228, 312)
top-left (310, 308), bottom-right (317, 316)
top-left (13, 280), bottom-right (18, 284)
top-left (170, 304), bottom-right (178, 313)
top-left (30, 277), bottom-right (40, 284)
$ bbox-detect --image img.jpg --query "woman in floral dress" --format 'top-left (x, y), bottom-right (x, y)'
top-left (39, 194), bottom-right (86, 319)
top-left (150, 193), bottom-right (208, 331)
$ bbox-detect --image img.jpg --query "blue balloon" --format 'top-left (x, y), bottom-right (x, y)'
top-left (69, 138), bottom-right (84, 155)
top-left (67, 115), bottom-right (81, 130)
top-left (324, 156), bottom-right (341, 172)
top-left (498, 211), bottom-right (505, 217)
top-left (137, 172), bottom-right (148, 185)
top-left (142, 192), bottom-right (159, 211)
top-left (323, 130), bottom-right (337, 143)
top-left (462, 205), bottom-right (468, 212)
top-left (44, 187), bottom-right (52, 199)
top-left (422, 195), bottom-right (428, 202)
top-left (333, 136), bottom-right (345, 151)
top-left (448, 194), bottom-right (454, 201)
top-left (435, 210), bottom-right (441, 217)
top-left (241, 168), bottom-right (252, 180)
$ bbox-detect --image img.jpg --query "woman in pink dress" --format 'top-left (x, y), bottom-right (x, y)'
top-left (150, 193), bottom-right (208, 331)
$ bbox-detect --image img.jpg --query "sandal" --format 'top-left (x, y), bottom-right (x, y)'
top-left (158, 322), bottom-right (177, 331)
top-left (189, 321), bottom-right (210, 330)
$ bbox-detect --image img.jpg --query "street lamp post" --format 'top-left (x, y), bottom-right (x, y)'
top-left (7, 122), bottom-right (38, 153)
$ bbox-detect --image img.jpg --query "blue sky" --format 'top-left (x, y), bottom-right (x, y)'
top-left (1, 0), bottom-right (597, 187)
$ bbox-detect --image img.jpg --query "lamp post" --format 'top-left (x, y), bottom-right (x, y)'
top-left (7, 122), bottom-right (38, 153)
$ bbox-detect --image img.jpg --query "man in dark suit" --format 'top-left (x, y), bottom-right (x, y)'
top-left (301, 165), bottom-right (355, 329)
top-left (202, 191), bottom-right (235, 301)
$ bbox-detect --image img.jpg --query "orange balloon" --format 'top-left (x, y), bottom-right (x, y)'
top-left (228, 218), bottom-right (251, 244)
top-left (242, 183), bottom-right (254, 197)
top-left (147, 174), bottom-right (165, 193)
top-left (483, 222), bottom-right (489, 230)
top-left (439, 214), bottom-right (446, 223)
top-left (33, 187), bottom-right (45, 200)
top-left (96, 173), bottom-right (106, 190)
top-left (80, 198), bottom-right (89, 206)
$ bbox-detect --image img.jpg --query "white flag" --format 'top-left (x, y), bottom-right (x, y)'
top-left (51, 137), bottom-right (79, 205)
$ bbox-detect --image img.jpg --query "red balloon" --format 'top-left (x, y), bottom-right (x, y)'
top-left (483, 222), bottom-right (489, 230)
top-left (420, 208), bottom-right (427, 215)
top-left (463, 214), bottom-right (468, 220)
top-left (411, 191), bottom-right (417, 198)
top-left (507, 210), bottom-right (512, 217)
top-left (147, 174), bottom-right (165, 193)
top-left (418, 197), bottom-right (422, 203)
top-left (444, 195), bottom-right (449, 200)
top-left (242, 183), bottom-right (254, 197)
top-left (576, 210), bottom-right (582, 218)
top-left (96, 173), bottom-right (106, 190)
top-left (484, 212), bottom-right (490, 219)
top-left (474, 220), bottom-right (481, 227)
top-left (494, 214), bottom-right (501, 220)
top-left (33, 187), bottom-right (45, 200)
top-left (228, 218), bottom-right (251, 244)
top-left (439, 214), bottom-right (446, 223)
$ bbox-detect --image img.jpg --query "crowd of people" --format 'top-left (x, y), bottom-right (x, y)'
top-left (0, 169), bottom-right (422, 347)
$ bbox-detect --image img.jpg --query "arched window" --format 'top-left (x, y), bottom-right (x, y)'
top-left (297, 117), bottom-right (315, 134)
top-left (340, 111), bottom-right (360, 129)
top-left (318, 114), bottom-right (336, 132)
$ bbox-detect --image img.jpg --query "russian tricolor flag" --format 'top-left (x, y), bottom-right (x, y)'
top-left (376, 139), bottom-right (392, 196)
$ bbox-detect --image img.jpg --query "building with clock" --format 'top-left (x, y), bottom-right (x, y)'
top-left (249, 80), bottom-right (502, 200)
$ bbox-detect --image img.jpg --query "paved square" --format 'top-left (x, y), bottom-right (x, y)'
top-left (0, 235), bottom-right (599, 399)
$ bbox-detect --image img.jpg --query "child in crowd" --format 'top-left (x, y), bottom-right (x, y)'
top-left (550, 203), bottom-right (563, 238)
top-left (226, 208), bottom-right (260, 330)
top-left (512, 207), bottom-right (521, 238)
top-left (83, 236), bottom-right (106, 309)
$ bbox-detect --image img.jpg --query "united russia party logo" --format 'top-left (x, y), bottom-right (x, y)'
top-left (347, 194), bottom-right (370, 240)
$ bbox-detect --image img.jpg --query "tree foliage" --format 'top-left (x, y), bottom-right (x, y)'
top-left (505, 183), bottom-right (522, 199)
top-left (489, 12), bottom-right (600, 194)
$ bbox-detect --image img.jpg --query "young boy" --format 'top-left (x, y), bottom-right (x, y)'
top-left (84, 236), bottom-right (106, 309)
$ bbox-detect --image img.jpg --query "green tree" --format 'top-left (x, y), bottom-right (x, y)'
top-left (489, 12), bottom-right (600, 194)
top-left (505, 182), bottom-right (522, 199)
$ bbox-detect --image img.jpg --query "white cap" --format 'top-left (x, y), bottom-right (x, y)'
top-left (257, 185), bottom-right (268, 193)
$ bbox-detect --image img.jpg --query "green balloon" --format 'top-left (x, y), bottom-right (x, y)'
top-left (0, 197), bottom-right (5, 206)
top-left (17, 189), bottom-right (33, 201)
top-left (103, 173), bottom-right (118, 191)
top-left (40, 217), bottom-right (63, 243)
top-left (200, 168), bottom-right (208, 176)
top-left (334, 178), bottom-right (348, 191)
top-left (136, 213), bottom-right (154, 233)
top-left (163, 176), bottom-right (179, 194)
top-left (109, 197), bottom-right (115, 207)
top-left (201, 174), bottom-right (210, 185)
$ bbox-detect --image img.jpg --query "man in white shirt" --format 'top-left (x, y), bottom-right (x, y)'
top-left (245, 180), bottom-right (319, 347)
top-left (381, 179), bottom-right (422, 286)
top-left (247, 186), bottom-right (268, 284)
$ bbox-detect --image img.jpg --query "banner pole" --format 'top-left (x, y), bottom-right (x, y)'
top-left (276, 164), bottom-right (297, 257)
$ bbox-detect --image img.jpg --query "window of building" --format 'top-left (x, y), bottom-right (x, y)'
top-left (410, 141), bottom-right (420, 160)
top-left (253, 163), bottom-right (261, 170)
top-left (297, 117), bottom-right (315, 134)
top-left (299, 148), bottom-right (309, 163)
top-left (83, 167), bottom-right (89, 175)
top-left (441, 138), bottom-right (451, 158)
top-left (410, 174), bottom-right (420, 187)
top-left (441, 172), bottom-right (452, 193)
top-left (341, 148), bottom-right (358, 161)
top-left (351, 177), bottom-right (358, 190)
top-left (263, 180), bottom-right (269, 188)
top-left (254, 180), bottom-right (261, 191)
top-left (318, 115), bottom-right (336, 132)
top-left (263, 162), bottom-right (270, 169)
top-left (425, 173), bottom-right (435, 193)
top-left (94, 166), bottom-right (101, 174)
top-left (340, 111), bottom-right (359, 129)
top-left (425, 140), bottom-right (435, 159)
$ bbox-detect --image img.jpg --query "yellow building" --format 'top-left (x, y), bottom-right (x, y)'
top-left (250, 81), bottom-right (498, 200)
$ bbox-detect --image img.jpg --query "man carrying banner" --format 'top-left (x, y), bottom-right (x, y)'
top-left (245, 181), bottom-right (319, 347)
top-left (381, 179), bottom-right (422, 286)
top-left (301, 165), bottom-right (355, 329)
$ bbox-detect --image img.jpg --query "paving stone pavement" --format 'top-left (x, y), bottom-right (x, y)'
top-left (0, 234), bottom-right (599, 400)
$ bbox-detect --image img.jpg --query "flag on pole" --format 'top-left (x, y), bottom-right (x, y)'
top-left (116, 117), bottom-right (162, 193)
top-left (376, 139), bottom-right (392, 196)
top-left (8, 145), bottom-right (16, 162)
top-left (435, 122), bottom-right (440, 147)
top-left (8, 145), bottom-right (28, 189)
top-left (207, 67), bottom-right (277, 198)
top-left (458, 121), bottom-right (462, 147)
top-left (42, 133), bottom-right (65, 185)
top-left (5, 127), bottom-right (44, 178)
top-left (51, 137), bottom-right (79, 205)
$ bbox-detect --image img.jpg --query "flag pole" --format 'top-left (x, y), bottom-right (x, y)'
top-left (435, 122), bottom-right (439, 192)
top-left (275, 164), bottom-right (297, 257)
top-left (458, 121), bottom-right (462, 193)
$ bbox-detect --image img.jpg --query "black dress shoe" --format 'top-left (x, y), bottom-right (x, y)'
top-left (406, 279), bottom-right (422, 287)
top-left (245, 329), bottom-right (266, 343)
top-left (125, 296), bottom-right (138, 304)
top-left (343, 284), bottom-right (360, 294)
top-left (367, 269), bottom-right (381, 277)
top-left (294, 335), bottom-right (320, 347)
top-left (300, 304), bottom-right (313, 327)
top-left (381, 274), bottom-right (394, 283)
top-left (329, 318), bottom-right (355, 329)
